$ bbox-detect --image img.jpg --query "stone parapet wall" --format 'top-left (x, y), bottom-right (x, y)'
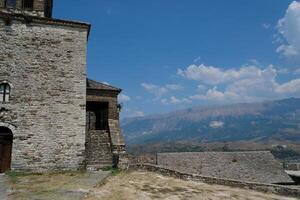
top-left (0, 17), bottom-right (88, 171)
top-left (284, 163), bottom-right (300, 171)
top-left (130, 164), bottom-right (300, 198)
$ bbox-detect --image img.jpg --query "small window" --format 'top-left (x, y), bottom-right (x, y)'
top-left (0, 83), bottom-right (11, 103)
top-left (5, 0), bottom-right (17, 8)
top-left (23, 0), bottom-right (34, 10)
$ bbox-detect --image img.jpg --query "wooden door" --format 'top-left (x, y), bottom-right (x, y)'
top-left (0, 134), bottom-right (13, 173)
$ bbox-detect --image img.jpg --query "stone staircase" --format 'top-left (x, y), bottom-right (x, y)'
top-left (86, 130), bottom-right (113, 170)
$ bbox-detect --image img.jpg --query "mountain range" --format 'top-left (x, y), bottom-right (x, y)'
top-left (122, 98), bottom-right (300, 146)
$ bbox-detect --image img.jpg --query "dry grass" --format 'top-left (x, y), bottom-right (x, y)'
top-left (85, 171), bottom-right (298, 200)
top-left (6, 171), bottom-right (110, 200)
top-left (5, 170), bottom-right (299, 200)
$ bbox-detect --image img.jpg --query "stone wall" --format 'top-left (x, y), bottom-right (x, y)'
top-left (0, 16), bottom-right (89, 171)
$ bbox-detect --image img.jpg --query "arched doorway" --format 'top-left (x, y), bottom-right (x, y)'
top-left (0, 127), bottom-right (13, 173)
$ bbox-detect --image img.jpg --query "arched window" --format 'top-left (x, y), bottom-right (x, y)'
top-left (5, 0), bottom-right (17, 8)
top-left (23, 0), bottom-right (34, 9)
top-left (0, 83), bottom-right (11, 103)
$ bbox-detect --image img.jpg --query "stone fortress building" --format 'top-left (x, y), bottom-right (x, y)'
top-left (0, 0), bottom-right (127, 172)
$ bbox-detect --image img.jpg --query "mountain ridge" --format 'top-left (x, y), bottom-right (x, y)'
top-left (122, 97), bottom-right (300, 145)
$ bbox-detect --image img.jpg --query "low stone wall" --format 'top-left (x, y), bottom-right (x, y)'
top-left (284, 163), bottom-right (300, 171)
top-left (130, 164), bottom-right (300, 198)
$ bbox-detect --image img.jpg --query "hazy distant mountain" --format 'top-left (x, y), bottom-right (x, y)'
top-left (122, 98), bottom-right (300, 145)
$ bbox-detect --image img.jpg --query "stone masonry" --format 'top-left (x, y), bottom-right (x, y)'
top-left (0, 0), bottom-right (127, 172)
top-left (0, 10), bottom-right (90, 171)
top-left (86, 79), bottom-right (127, 169)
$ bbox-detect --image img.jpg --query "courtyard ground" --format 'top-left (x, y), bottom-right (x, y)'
top-left (4, 171), bottom-right (110, 200)
top-left (1, 170), bottom-right (299, 200)
top-left (84, 171), bottom-right (299, 200)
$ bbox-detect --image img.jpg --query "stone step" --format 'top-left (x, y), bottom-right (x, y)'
top-left (86, 128), bottom-right (114, 166)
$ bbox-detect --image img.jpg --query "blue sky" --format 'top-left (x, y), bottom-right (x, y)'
top-left (54, 1), bottom-right (300, 118)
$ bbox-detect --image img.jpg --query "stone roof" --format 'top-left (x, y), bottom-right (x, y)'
top-left (87, 79), bottom-right (121, 92)
top-left (157, 151), bottom-right (294, 184)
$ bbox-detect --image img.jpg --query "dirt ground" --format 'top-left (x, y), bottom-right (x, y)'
top-left (3, 170), bottom-right (299, 200)
top-left (85, 171), bottom-right (299, 200)
top-left (5, 171), bottom-right (110, 200)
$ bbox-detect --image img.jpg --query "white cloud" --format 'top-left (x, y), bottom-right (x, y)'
top-left (165, 84), bottom-right (182, 90)
top-left (276, 79), bottom-right (300, 94)
top-left (276, 1), bottom-right (300, 58)
top-left (276, 44), bottom-right (298, 57)
top-left (118, 94), bottom-right (131, 102)
top-left (197, 84), bottom-right (207, 93)
top-left (277, 67), bottom-right (290, 74)
top-left (225, 65), bottom-right (278, 98)
top-left (295, 68), bottom-right (300, 74)
top-left (262, 23), bottom-right (271, 29)
top-left (161, 96), bottom-right (192, 105)
top-left (141, 83), bottom-right (182, 99)
top-left (178, 64), bottom-right (226, 85)
top-left (141, 83), bottom-right (168, 98)
top-left (246, 59), bottom-right (261, 67)
top-left (193, 56), bottom-right (201, 63)
top-left (184, 64), bottom-right (300, 103)
top-left (178, 64), bottom-right (276, 86)
top-left (190, 87), bottom-right (240, 102)
top-left (210, 121), bottom-right (224, 129)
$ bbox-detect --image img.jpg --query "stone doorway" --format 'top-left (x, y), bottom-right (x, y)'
top-left (0, 127), bottom-right (13, 173)
top-left (86, 102), bottom-right (109, 131)
top-left (86, 102), bottom-right (113, 168)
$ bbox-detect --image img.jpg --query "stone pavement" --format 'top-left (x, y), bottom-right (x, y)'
top-left (0, 173), bottom-right (8, 200)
